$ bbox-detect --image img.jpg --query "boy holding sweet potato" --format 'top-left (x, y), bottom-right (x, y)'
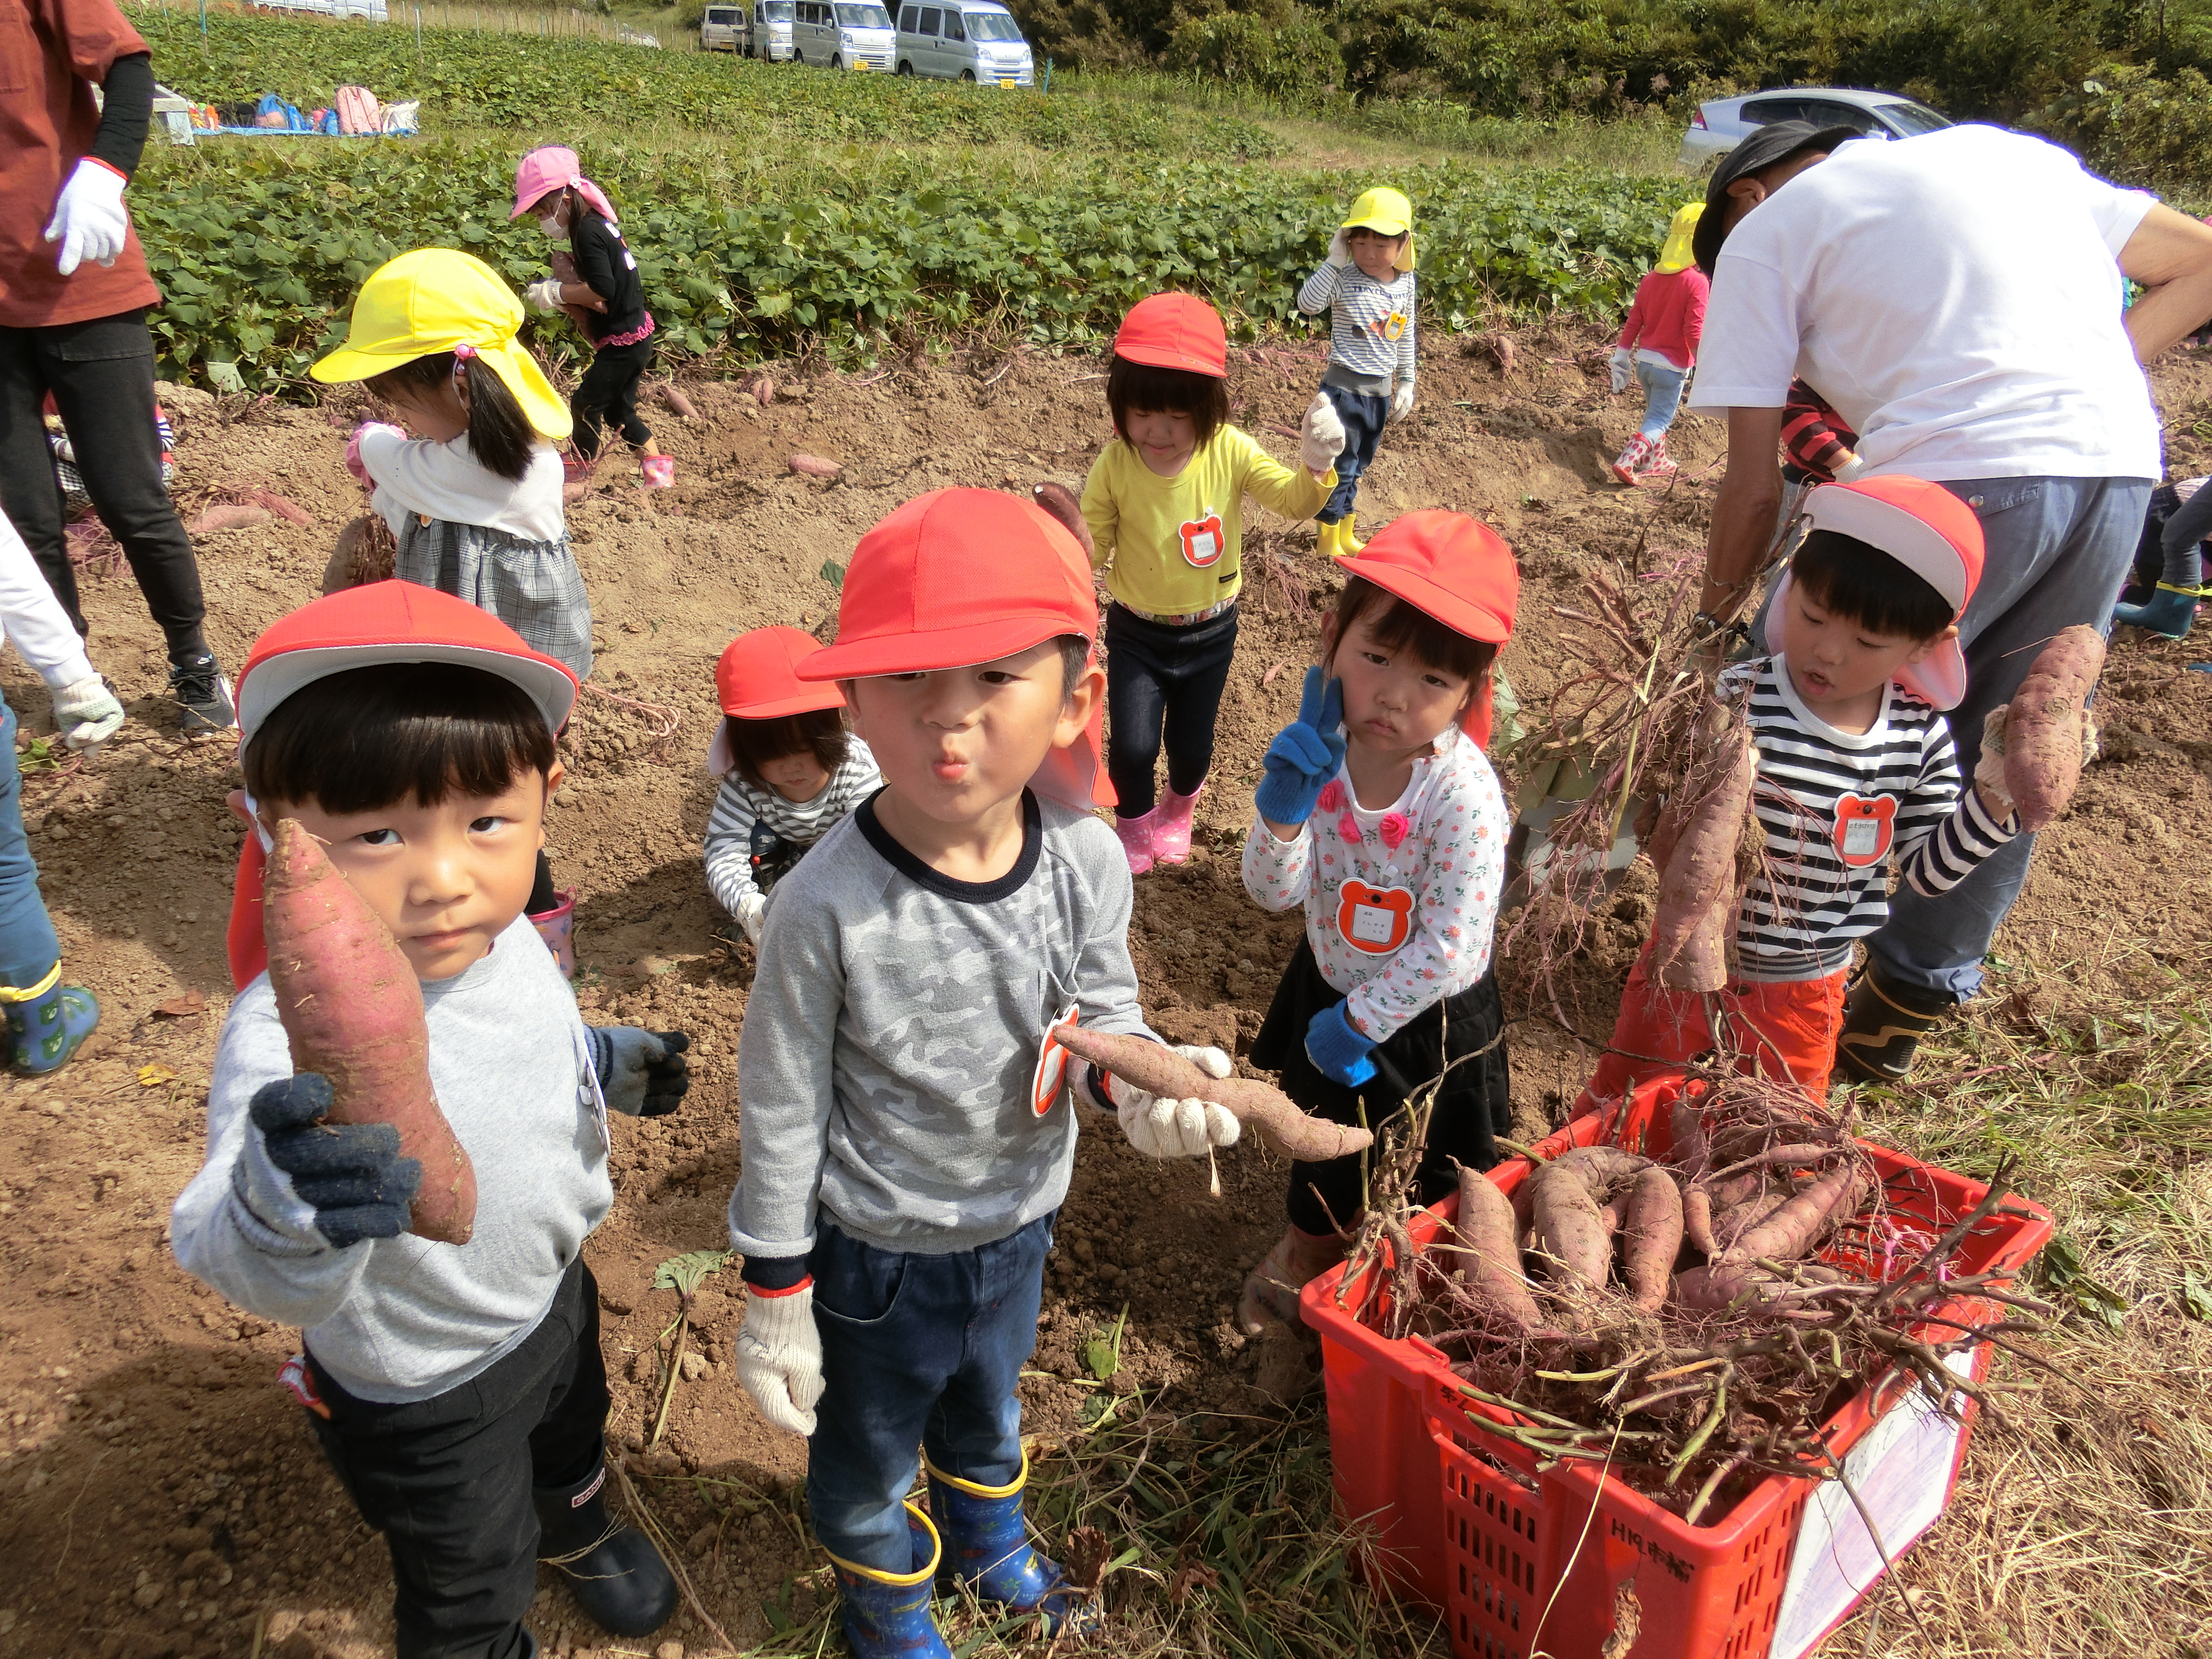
top-left (171, 583), bottom-right (691, 1658)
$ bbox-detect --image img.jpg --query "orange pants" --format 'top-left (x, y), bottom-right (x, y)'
top-left (1573, 943), bottom-right (1847, 1116)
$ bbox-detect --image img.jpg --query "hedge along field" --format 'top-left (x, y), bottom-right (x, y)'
top-left (127, 8), bottom-right (1282, 158)
top-left (133, 138), bottom-right (1691, 388)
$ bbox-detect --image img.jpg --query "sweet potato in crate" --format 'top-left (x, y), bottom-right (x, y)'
top-left (1302, 1074), bottom-right (2051, 1659)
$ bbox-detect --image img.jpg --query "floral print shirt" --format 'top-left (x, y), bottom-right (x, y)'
top-left (1240, 723), bottom-right (1508, 1042)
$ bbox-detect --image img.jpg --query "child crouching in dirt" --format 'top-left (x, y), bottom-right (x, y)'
top-left (1575, 478), bottom-right (2023, 1110)
top-left (1237, 512), bottom-right (1517, 1334)
top-left (703, 625), bottom-right (881, 943)
top-left (728, 489), bottom-right (1240, 1657)
top-left (1609, 202), bottom-right (1709, 485)
top-left (1080, 291), bottom-right (1343, 875)
top-left (313, 247), bottom-right (595, 971)
top-left (173, 583), bottom-right (693, 1657)
top-left (1297, 186), bottom-right (1419, 558)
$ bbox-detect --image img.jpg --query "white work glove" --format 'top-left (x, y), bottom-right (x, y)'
top-left (734, 1284), bottom-right (825, 1436)
top-left (526, 278), bottom-right (566, 314)
top-left (735, 892), bottom-right (768, 944)
top-left (1971, 710), bottom-right (2015, 823)
top-left (1389, 381), bottom-right (1416, 425)
top-left (52, 674), bottom-right (125, 750)
top-left (1299, 393), bottom-right (1346, 476)
top-left (44, 159), bottom-right (130, 276)
top-left (1100, 1045), bottom-right (1242, 1159)
top-left (1326, 228), bottom-right (1352, 268)
top-left (1609, 348), bottom-right (1634, 394)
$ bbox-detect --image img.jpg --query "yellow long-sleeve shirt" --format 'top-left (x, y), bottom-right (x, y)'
top-left (1079, 426), bottom-right (1333, 617)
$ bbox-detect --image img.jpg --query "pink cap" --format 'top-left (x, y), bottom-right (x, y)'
top-left (511, 144), bottom-right (619, 226)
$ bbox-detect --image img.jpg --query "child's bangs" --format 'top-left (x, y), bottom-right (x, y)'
top-left (243, 664), bottom-right (557, 815)
top-left (1791, 530), bottom-right (1954, 641)
top-left (1106, 356), bottom-right (1229, 448)
top-left (1336, 577), bottom-right (1496, 682)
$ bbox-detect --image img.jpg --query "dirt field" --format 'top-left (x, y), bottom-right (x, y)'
top-left (0, 325), bottom-right (2207, 1659)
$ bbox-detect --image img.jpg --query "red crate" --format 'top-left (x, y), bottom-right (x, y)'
top-left (1303, 1077), bottom-right (2051, 1659)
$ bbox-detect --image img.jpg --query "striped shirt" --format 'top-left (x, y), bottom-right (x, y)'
top-left (1297, 263), bottom-right (1417, 393)
top-left (702, 739), bottom-right (881, 920)
top-left (1725, 658), bottom-right (2017, 982)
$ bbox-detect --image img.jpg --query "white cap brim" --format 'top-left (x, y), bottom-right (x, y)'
top-left (239, 642), bottom-right (578, 745)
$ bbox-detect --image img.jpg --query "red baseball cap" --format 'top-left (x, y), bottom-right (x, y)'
top-left (709, 625), bottom-right (845, 774)
top-left (1336, 511), bottom-right (1519, 747)
top-left (801, 489), bottom-right (1113, 808)
top-left (1113, 292), bottom-right (1228, 379)
top-left (237, 580), bottom-right (579, 744)
top-left (1768, 476), bottom-right (1985, 709)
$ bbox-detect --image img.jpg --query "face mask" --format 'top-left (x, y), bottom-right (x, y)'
top-left (539, 216), bottom-right (564, 240)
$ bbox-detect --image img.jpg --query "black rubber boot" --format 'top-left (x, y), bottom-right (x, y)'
top-left (535, 1464), bottom-right (679, 1638)
top-left (1834, 962), bottom-right (1951, 1085)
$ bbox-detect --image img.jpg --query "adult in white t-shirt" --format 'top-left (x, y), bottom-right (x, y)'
top-left (1688, 120), bottom-right (2212, 1083)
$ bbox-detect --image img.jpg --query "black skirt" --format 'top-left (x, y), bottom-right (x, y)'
top-left (1251, 935), bottom-right (1512, 1235)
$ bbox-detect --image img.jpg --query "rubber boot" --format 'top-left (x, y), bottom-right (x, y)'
top-left (641, 455), bottom-right (675, 490)
top-left (1114, 806), bottom-right (1158, 876)
top-left (1236, 1224), bottom-right (1348, 1336)
top-left (1339, 511), bottom-right (1366, 555)
top-left (529, 890), bottom-right (577, 978)
top-left (925, 1452), bottom-right (1096, 1635)
top-left (1638, 434), bottom-right (1679, 483)
top-left (1, 966), bottom-right (99, 1075)
top-left (2113, 583), bottom-right (2201, 639)
top-left (534, 1464), bottom-right (678, 1638)
top-left (1153, 781), bottom-right (1203, 865)
top-left (829, 1502), bottom-right (952, 1659)
top-left (1316, 519), bottom-right (1342, 561)
top-left (1834, 961), bottom-right (1952, 1086)
top-left (1611, 433), bottom-right (1650, 485)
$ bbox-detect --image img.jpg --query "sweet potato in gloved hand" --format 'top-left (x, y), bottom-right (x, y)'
top-left (1086, 1045), bottom-right (1241, 1158)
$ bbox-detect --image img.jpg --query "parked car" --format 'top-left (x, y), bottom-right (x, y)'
top-left (750, 0), bottom-right (795, 58)
top-left (1679, 88), bottom-right (1950, 169)
top-left (893, 0), bottom-right (1034, 84)
top-left (792, 0), bottom-right (894, 69)
top-left (700, 3), bottom-right (743, 49)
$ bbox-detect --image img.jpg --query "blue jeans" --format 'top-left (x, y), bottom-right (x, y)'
top-left (1754, 474), bottom-right (2147, 1001)
top-left (1319, 381), bottom-right (1388, 522)
top-left (805, 1212), bottom-right (1054, 1572)
top-left (0, 695), bottom-right (59, 987)
top-left (1636, 358), bottom-right (1687, 442)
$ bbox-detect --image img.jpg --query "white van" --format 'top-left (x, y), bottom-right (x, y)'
top-left (749, 0), bottom-right (796, 58)
top-left (894, 0), bottom-right (1033, 84)
top-left (792, 0), bottom-right (894, 69)
top-left (699, 4), bottom-right (742, 49)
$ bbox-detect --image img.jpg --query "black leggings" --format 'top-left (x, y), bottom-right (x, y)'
top-left (571, 335), bottom-right (654, 459)
top-left (1252, 937), bottom-right (1512, 1236)
top-left (1103, 601), bottom-right (1238, 817)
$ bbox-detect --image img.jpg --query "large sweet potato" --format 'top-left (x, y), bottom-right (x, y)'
top-left (1528, 1161), bottom-right (1611, 1289)
top-left (2003, 625), bottom-right (2105, 831)
top-left (264, 819), bottom-right (476, 1244)
top-left (1648, 707), bottom-right (1758, 992)
top-left (1049, 1022), bottom-right (1372, 1162)
top-left (1623, 1167), bottom-right (1683, 1311)
top-left (1714, 1164), bottom-right (1867, 1266)
top-left (1446, 1166), bottom-right (1543, 1331)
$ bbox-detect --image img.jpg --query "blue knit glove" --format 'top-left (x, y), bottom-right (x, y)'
top-left (249, 1074), bottom-right (422, 1248)
top-left (1305, 1003), bottom-right (1378, 1087)
top-left (1255, 668), bottom-right (1346, 828)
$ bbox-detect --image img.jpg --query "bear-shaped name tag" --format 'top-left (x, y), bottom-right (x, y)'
top-left (1337, 879), bottom-right (1415, 955)
top-left (1833, 793), bottom-right (1897, 867)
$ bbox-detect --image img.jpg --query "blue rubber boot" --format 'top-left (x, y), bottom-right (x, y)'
top-left (3, 968), bottom-right (99, 1075)
top-left (2113, 584), bottom-right (2201, 639)
top-left (925, 1453), bottom-right (1097, 1635)
top-left (828, 1502), bottom-right (952, 1658)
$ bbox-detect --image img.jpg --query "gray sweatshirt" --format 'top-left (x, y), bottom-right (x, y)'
top-left (728, 791), bottom-right (1154, 1265)
top-left (171, 915), bottom-right (613, 1404)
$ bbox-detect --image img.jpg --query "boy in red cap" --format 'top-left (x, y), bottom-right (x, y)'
top-left (1079, 291), bottom-right (1346, 876)
top-left (1236, 510), bottom-right (1518, 1333)
top-left (726, 489), bottom-right (1241, 1657)
top-left (171, 583), bottom-right (690, 1656)
top-left (702, 625), bottom-right (882, 943)
top-left (1576, 477), bottom-right (2040, 1110)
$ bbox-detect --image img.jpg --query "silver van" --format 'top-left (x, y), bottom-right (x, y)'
top-left (894, 0), bottom-right (1033, 84)
top-left (748, 0), bottom-right (796, 57)
top-left (792, 0), bottom-right (894, 69)
top-left (699, 3), bottom-right (742, 49)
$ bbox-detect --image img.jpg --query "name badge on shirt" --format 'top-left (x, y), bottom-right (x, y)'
top-left (1178, 510), bottom-right (1226, 569)
top-left (1833, 793), bottom-right (1898, 868)
top-left (1032, 1002), bottom-right (1080, 1118)
top-left (1337, 879), bottom-right (1414, 955)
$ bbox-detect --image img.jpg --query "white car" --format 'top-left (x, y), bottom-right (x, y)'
top-left (894, 1), bottom-right (1034, 85)
top-left (792, 0), bottom-right (894, 69)
top-left (749, 0), bottom-right (795, 59)
top-left (1679, 88), bottom-right (1950, 169)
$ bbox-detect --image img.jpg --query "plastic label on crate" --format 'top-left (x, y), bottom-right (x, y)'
top-left (1769, 1349), bottom-right (1975, 1659)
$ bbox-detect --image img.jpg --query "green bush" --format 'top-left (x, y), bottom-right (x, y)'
top-left (1164, 12), bottom-right (1343, 100)
top-left (2033, 63), bottom-right (2212, 202)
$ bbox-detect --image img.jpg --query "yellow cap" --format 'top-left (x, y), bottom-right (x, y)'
top-left (1342, 186), bottom-right (1417, 272)
top-left (310, 248), bottom-right (573, 442)
top-left (1656, 202), bottom-right (1704, 275)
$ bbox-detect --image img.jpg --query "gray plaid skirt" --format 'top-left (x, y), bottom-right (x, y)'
top-left (395, 515), bottom-right (594, 684)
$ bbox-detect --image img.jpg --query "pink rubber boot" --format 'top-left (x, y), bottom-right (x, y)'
top-left (1153, 781), bottom-right (1202, 865)
top-left (1114, 808), bottom-right (1158, 876)
top-left (529, 890), bottom-right (577, 978)
top-left (641, 455), bottom-right (675, 489)
top-left (1637, 435), bottom-right (1678, 484)
top-left (1611, 433), bottom-right (1650, 485)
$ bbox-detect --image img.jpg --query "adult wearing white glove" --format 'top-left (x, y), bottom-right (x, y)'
top-left (1609, 347), bottom-right (1635, 394)
top-left (2, 12), bottom-right (235, 737)
top-left (734, 1285), bottom-right (825, 1435)
top-left (1092, 1044), bottom-right (1241, 1158)
top-left (1299, 393), bottom-right (1346, 477)
top-left (1389, 379), bottom-right (1417, 425)
top-left (52, 674), bottom-right (124, 749)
